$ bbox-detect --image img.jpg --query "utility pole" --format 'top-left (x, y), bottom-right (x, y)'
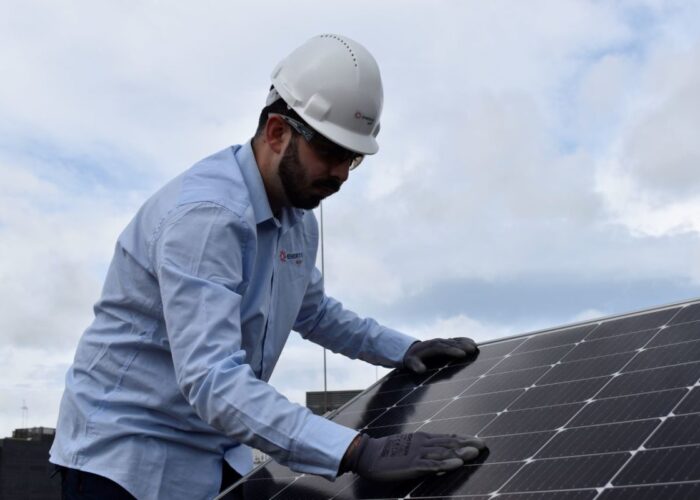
top-left (21, 399), bottom-right (28, 429)
top-left (320, 202), bottom-right (328, 414)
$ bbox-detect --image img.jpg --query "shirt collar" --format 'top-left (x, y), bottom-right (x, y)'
top-left (235, 141), bottom-right (305, 229)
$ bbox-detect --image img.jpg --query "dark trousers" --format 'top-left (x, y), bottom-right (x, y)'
top-left (58, 463), bottom-right (243, 499)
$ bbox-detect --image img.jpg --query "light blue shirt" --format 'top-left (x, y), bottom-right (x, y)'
top-left (49, 142), bottom-right (417, 500)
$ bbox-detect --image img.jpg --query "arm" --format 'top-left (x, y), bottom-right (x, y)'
top-left (154, 203), bottom-right (357, 479)
top-left (293, 267), bottom-right (417, 368)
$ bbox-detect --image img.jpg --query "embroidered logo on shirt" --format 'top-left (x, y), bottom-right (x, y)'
top-left (279, 250), bottom-right (303, 265)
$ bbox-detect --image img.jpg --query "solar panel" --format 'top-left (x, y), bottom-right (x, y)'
top-left (218, 299), bottom-right (700, 499)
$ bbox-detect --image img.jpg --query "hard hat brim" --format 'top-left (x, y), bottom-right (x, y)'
top-left (302, 114), bottom-right (380, 156)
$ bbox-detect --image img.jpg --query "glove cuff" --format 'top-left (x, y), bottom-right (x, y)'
top-left (338, 434), bottom-right (370, 475)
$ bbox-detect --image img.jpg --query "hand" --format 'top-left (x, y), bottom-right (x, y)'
top-left (340, 432), bottom-right (486, 481)
top-left (403, 337), bottom-right (478, 373)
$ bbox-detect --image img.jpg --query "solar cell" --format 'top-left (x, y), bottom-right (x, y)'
top-left (646, 413), bottom-right (700, 448)
top-left (509, 377), bottom-right (609, 410)
top-left (613, 445), bottom-right (700, 484)
top-left (647, 321), bottom-right (700, 347)
top-left (432, 389), bottom-right (523, 419)
top-left (669, 302), bottom-right (700, 324)
top-left (561, 328), bottom-right (657, 362)
top-left (418, 412), bottom-right (494, 435)
top-left (218, 300), bottom-right (700, 499)
top-left (598, 362), bottom-right (700, 398)
top-left (536, 420), bottom-right (657, 457)
top-left (676, 387), bottom-right (700, 414)
top-left (501, 453), bottom-right (630, 491)
top-left (598, 483), bottom-right (700, 500)
top-left (569, 388), bottom-right (686, 426)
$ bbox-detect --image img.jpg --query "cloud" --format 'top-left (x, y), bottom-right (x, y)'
top-left (595, 43), bottom-right (700, 237)
top-left (2, 0), bottom-right (700, 439)
top-left (0, 154), bottom-right (144, 350)
top-left (0, 345), bottom-right (70, 438)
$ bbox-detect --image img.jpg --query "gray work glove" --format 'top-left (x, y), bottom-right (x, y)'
top-left (403, 337), bottom-right (478, 373)
top-left (340, 432), bottom-right (486, 481)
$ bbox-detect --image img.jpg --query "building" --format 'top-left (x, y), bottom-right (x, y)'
top-left (0, 427), bottom-right (60, 500)
top-left (306, 390), bottom-right (362, 416)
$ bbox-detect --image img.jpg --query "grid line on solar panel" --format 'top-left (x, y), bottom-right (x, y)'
top-left (586, 369), bottom-right (700, 497)
top-left (480, 402), bottom-right (585, 437)
top-left (417, 412), bottom-right (497, 436)
top-left (403, 303), bottom-right (694, 488)
top-left (476, 338), bottom-right (528, 359)
top-left (464, 366), bottom-right (551, 396)
top-left (597, 482), bottom-right (700, 500)
top-left (221, 299), bottom-right (700, 500)
top-left (410, 461), bottom-right (523, 496)
top-left (367, 399), bottom-right (450, 427)
top-left (508, 376), bottom-right (610, 411)
top-left (676, 387), bottom-right (700, 414)
top-left (425, 356), bottom-right (505, 383)
top-left (499, 453), bottom-right (631, 493)
top-left (624, 339), bottom-right (700, 372)
top-left (458, 431), bottom-right (555, 464)
top-left (669, 302), bottom-right (700, 325)
top-left (339, 301), bottom-right (693, 435)
top-left (336, 343), bottom-right (544, 428)
top-left (536, 352), bottom-right (634, 385)
top-left (586, 307), bottom-right (681, 341)
top-left (489, 344), bottom-right (575, 374)
top-left (496, 492), bottom-right (598, 500)
top-left (535, 419), bottom-right (659, 458)
top-left (569, 388), bottom-right (688, 427)
top-left (598, 361), bottom-right (700, 398)
top-left (647, 321), bottom-right (700, 348)
top-left (431, 389), bottom-right (524, 420)
top-left (610, 445), bottom-right (700, 486)
top-left (512, 324), bottom-right (597, 354)
top-left (561, 328), bottom-right (658, 363)
top-left (363, 422), bottom-right (420, 438)
top-left (409, 304), bottom-right (686, 493)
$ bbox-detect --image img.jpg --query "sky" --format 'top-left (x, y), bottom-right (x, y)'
top-left (1, 0), bottom-right (700, 439)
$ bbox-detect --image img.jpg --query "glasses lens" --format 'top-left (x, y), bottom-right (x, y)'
top-left (349, 155), bottom-right (364, 170)
top-left (310, 135), bottom-right (363, 169)
top-left (272, 113), bottom-right (364, 169)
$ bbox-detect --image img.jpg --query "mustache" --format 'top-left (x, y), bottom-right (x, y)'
top-left (312, 178), bottom-right (342, 193)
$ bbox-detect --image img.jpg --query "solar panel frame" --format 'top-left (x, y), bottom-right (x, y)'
top-left (217, 298), bottom-right (700, 500)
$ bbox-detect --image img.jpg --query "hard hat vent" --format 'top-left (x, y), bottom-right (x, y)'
top-left (319, 34), bottom-right (358, 67)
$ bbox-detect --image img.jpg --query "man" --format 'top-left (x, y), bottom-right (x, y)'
top-left (50, 34), bottom-right (486, 499)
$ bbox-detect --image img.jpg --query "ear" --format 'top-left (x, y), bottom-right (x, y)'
top-left (264, 115), bottom-right (291, 155)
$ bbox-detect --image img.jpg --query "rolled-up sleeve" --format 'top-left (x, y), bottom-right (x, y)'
top-left (294, 267), bottom-right (418, 368)
top-left (153, 202), bottom-right (357, 478)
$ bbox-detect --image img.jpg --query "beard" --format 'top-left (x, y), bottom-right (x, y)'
top-left (278, 138), bottom-right (341, 209)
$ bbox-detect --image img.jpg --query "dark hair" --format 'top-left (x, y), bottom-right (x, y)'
top-left (254, 87), bottom-right (305, 138)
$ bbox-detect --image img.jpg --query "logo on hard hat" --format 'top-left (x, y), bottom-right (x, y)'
top-left (354, 111), bottom-right (375, 126)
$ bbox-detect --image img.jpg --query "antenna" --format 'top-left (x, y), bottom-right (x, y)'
top-left (21, 399), bottom-right (28, 429)
top-left (320, 202), bottom-right (328, 413)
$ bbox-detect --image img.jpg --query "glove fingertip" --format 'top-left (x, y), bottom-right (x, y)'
top-left (456, 446), bottom-right (481, 461)
top-left (439, 458), bottom-right (464, 471)
top-left (407, 358), bottom-right (426, 373)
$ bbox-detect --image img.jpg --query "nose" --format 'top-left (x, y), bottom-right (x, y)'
top-left (329, 161), bottom-right (351, 184)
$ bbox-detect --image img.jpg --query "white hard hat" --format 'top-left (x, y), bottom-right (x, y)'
top-left (270, 34), bottom-right (384, 155)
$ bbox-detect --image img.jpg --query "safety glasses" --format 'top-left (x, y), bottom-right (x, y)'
top-left (270, 113), bottom-right (364, 170)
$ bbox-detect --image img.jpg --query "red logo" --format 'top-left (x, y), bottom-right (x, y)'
top-left (279, 249), bottom-right (303, 264)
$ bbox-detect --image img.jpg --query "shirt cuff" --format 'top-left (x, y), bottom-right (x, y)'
top-left (379, 327), bottom-right (420, 367)
top-left (290, 413), bottom-right (359, 480)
